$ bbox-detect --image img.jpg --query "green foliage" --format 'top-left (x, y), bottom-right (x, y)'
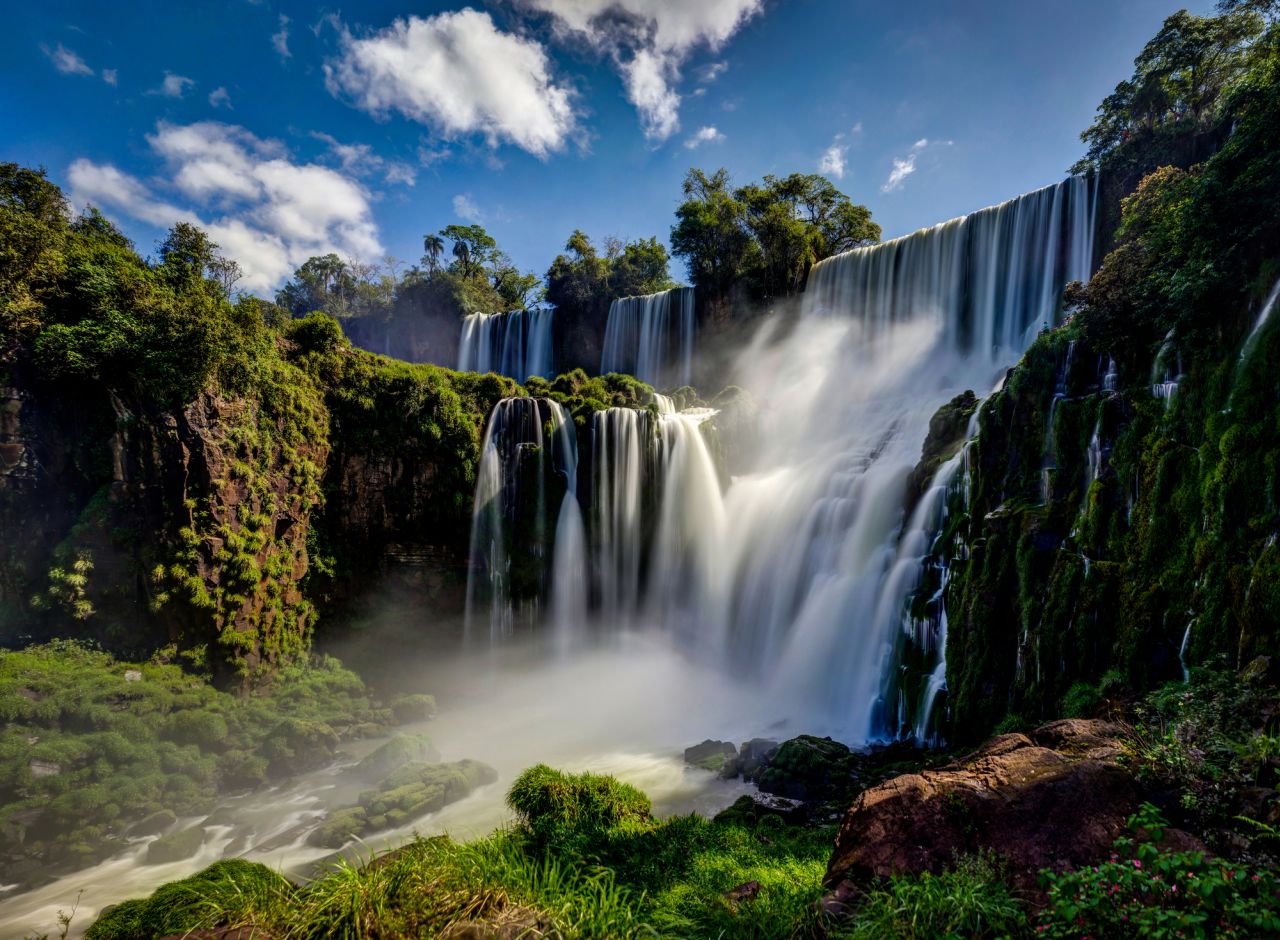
top-left (507, 764), bottom-right (651, 854)
top-left (1074, 6), bottom-right (1265, 173)
top-left (831, 853), bottom-right (1026, 940)
top-left (1038, 804), bottom-right (1280, 938)
top-left (0, 641), bottom-right (382, 872)
top-left (84, 859), bottom-right (295, 940)
top-left (671, 168), bottom-right (879, 302)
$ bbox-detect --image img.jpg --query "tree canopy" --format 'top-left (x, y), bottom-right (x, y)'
top-left (671, 169), bottom-right (880, 302)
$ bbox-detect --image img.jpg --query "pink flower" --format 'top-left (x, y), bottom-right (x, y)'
top-left (1133, 860), bottom-right (1142, 869)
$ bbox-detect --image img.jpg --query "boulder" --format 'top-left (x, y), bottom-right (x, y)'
top-left (390, 693), bottom-right (438, 724)
top-left (128, 809), bottom-right (177, 837)
top-left (823, 720), bottom-right (1140, 899)
top-left (144, 825), bottom-right (206, 865)
top-left (356, 734), bottom-right (441, 778)
top-left (757, 735), bottom-right (854, 801)
top-left (714, 792), bottom-right (809, 827)
top-left (734, 738), bottom-right (779, 781)
top-left (683, 739), bottom-right (737, 773)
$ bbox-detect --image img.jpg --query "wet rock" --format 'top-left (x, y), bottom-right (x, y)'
top-left (724, 880), bottom-right (761, 902)
top-left (356, 733), bottom-right (441, 778)
top-left (129, 809), bottom-right (177, 837)
top-left (824, 719), bottom-right (1139, 897)
top-left (736, 738), bottom-right (780, 781)
top-left (757, 735), bottom-right (854, 801)
top-left (28, 759), bottom-right (61, 779)
top-left (145, 825), bottom-right (206, 865)
top-left (390, 693), bottom-right (438, 724)
top-left (684, 739), bottom-right (737, 773)
top-left (714, 792), bottom-right (809, 827)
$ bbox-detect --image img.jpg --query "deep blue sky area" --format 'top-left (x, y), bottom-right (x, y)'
top-left (1, 0), bottom-right (1215, 293)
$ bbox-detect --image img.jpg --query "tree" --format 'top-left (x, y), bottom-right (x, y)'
top-left (1076, 8), bottom-right (1265, 169)
top-left (440, 224), bottom-right (497, 281)
top-left (422, 234), bottom-right (444, 275)
top-left (670, 168), bottom-right (755, 303)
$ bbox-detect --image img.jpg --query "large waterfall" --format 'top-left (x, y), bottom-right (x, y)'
top-left (600, 287), bottom-right (696, 388)
top-left (458, 309), bottom-right (554, 380)
top-left (466, 177), bottom-right (1098, 744)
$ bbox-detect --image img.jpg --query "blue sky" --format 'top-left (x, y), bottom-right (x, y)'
top-left (1, 0), bottom-right (1213, 294)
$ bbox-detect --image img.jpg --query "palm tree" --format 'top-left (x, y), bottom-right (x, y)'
top-left (423, 234), bottom-right (444, 275)
top-left (452, 239), bottom-right (472, 279)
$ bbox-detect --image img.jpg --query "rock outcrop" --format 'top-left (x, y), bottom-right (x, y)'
top-left (823, 720), bottom-right (1140, 903)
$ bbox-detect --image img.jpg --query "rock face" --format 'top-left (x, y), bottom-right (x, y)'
top-left (824, 720), bottom-right (1138, 898)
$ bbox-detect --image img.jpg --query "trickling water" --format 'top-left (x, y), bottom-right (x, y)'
top-left (601, 287), bottom-right (696, 388)
top-left (1041, 340), bottom-right (1077, 504)
top-left (1150, 328), bottom-right (1184, 409)
top-left (458, 309), bottom-right (555, 380)
top-left (469, 176), bottom-right (1099, 743)
top-left (1240, 275), bottom-right (1280, 365)
top-left (1102, 355), bottom-right (1118, 392)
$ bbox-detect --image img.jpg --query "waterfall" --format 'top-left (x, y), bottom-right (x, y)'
top-left (463, 176), bottom-right (1099, 744)
top-left (804, 176), bottom-right (1096, 354)
top-left (458, 309), bottom-right (555, 381)
top-left (600, 287), bottom-right (696, 388)
top-left (466, 398), bottom-right (575, 641)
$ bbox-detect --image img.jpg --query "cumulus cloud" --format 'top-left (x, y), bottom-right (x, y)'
top-left (151, 72), bottom-right (194, 98)
top-left (519, 0), bottom-right (762, 141)
top-left (102, 68), bottom-right (118, 86)
top-left (684, 125), bottom-right (724, 149)
top-left (69, 121), bottom-right (383, 294)
top-left (208, 87), bottom-right (231, 108)
top-left (324, 9), bottom-right (577, 158)
top-left (452, 193), bottom-right (483, 222)
top-left (272, 15), bottom-right (291, 59)
top-left (312, 131), bottom-right (417, 186)
top-left (881, 138), bottom-right (951, 193)
top-left (42, 43), bottom-right (93, 76)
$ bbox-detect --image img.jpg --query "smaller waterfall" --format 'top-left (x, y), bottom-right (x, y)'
top-left (458, 309), bottom-right (555, 380)
top-left (466, 398), bottom-right (575, 641)
top-left (1101, 355), bottom-right (1118, 392)
top-left (1150, 329), bottom-right (1183, 409)
top-left (601, 287), bottom-right (696, 388)
top-left (1240, 276), bottom-right (1280, 365)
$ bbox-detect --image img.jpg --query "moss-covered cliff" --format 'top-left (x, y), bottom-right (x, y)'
top-left (938, 26), bottom-right (1280, 738)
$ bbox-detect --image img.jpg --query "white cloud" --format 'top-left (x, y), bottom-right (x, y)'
top-left (102, 68), bottom-right (118, 86)
top-left (312, 132), bottom-right (417, 187)
top-left (69, 121), bottom-right (384, 294)
top-left (152, 72), bottom-right (194, 98)
top-left (819, 142), bottom-right (847, 179)
top-left (67, 159), bottom-right (191, 227)
top-left (452, 193), bottom-right (483, 222)
top-left (519, 0), bottom-right (762, 141)
top-left (684, 125), bottom-right (724, 149)
top-left (209, 87), bottom-right (231, 109)
top-left (272, 15), bottom-right (291, 59)
top-left (42, 43), bottom-right (93, 76)
top-left (881, 138), bottom-right (950, 193)
top-left (324, 9), bottom-right (578, 158)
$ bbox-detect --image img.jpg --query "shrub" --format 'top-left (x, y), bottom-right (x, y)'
top-left (507, 764), bottom-right (651, 854)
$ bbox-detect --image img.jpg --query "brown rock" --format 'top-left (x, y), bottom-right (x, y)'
top-left (823, 719), bottom-right (1138, 898)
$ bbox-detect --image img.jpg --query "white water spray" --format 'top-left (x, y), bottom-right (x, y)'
top-left (458, 309), bottom-right (554, 380)
top-left (601, 287), bottom-right (696, 388)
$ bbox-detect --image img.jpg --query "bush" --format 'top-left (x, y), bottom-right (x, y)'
top-left (507, 764), bottom-right (651, 854)
top-left (1038, 804), bottom-right (1280, 938)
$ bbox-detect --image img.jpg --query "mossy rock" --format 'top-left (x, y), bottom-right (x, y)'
top-left (144, 824), bottom-right (206, 865)
top-left (355, 733), bottom-right (440, 778)
top-left (756, 735), bottom-right (855, 802)
top-left (390, 693), bottom-right (437, 724)
top-left (684, 739), bottom-right (737, 773)
top-left (307, 806), bottom-right (369, 849)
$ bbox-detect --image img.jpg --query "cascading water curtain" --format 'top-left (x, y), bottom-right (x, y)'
top-left (458, 310), bottom-right (555, 381)
top-left (600, 287), bottom-right (696, 388)
top-left (466, 397), bottom-right (577, 642)
top-left (464, 177), bottom-right (1099, 746)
